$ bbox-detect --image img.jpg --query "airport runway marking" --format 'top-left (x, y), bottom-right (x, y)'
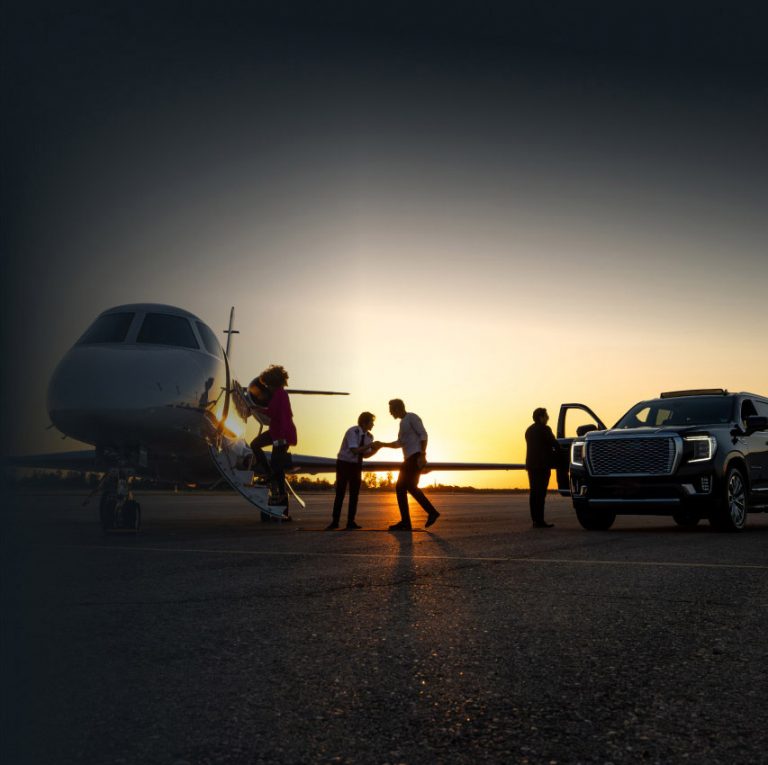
top-left (59, 545), bottom-right (768, 571)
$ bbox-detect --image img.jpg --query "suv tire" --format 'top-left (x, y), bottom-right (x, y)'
top-left (708, 466), bottom-right (748, 532)
top-left (575, 507), bottom-right (616, 530)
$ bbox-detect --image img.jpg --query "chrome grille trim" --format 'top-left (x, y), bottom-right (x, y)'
top-left (586, 436), bottom-right (682, 477)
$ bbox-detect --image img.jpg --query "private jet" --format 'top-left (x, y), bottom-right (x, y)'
top-left (10, 303), bottom-right (524, 530)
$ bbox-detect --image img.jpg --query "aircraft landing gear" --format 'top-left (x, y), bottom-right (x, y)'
top-left (99, 470), bottom-right (141, 533)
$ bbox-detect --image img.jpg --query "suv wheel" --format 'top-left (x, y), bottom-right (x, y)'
top-left (575, 507), bottom-right (616, 530)
top-left (708, 467), bottom-right (748, 532)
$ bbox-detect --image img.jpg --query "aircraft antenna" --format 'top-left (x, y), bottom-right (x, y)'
top-left (223, 306), bottom-right (239, 359)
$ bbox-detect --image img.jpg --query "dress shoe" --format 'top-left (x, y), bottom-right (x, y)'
top-left (425, 511), bottom-right (440, 528)
top-left (325, 522), bottom-right (339, 531)
top-left (388, 521), bottom-right (413, 531)
top-left (346, 521), bottom-right (362, 530)
top-left (532, 522), bottom-right (555, 528)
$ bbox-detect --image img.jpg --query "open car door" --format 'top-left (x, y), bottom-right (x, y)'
top-left (556, 403), bottom-right (606, 496)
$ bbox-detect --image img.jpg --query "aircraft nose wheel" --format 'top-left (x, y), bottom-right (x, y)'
top-left (99, 472), bottom-right (142, 533)
top-left (121, 500), bottom-right (142, 531)
top-left (100, 494), bottom-right (142, 533)
top-left (99, 491), bottom-right (118, 531)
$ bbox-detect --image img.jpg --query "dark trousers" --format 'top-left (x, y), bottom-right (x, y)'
top-left (332, 460), bottom-right (362, 524)
top-left (528, 468), bottom-right (551, 524)
top-left (250, 432), bottom-right (288, 496)
top-left (270, 443), bottom-right (289, 496)
top-left (250, 431), bottom-right (272, 474)
top-left (396, 453), bottom-right (437, 524)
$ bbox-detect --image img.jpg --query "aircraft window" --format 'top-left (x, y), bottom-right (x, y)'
top-left (196, 322), bottom-right (224, 360)
top-left (137, 314), bottom-right (199, 349)
top-left (77, 313), bottom-right (134, 344)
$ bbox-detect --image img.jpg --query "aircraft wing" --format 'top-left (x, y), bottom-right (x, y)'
top-left (290, 454), bottom-right (525, 474)
top-left (4, 450), bottom-right (99, 471)
top-left (5, 449), bottom-right (525, 478)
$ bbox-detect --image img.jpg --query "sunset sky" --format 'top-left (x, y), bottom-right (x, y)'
top-left (3, 3), bottom-right (766, 488)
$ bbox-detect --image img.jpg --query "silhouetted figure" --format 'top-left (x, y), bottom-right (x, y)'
top-left (379, 399), bottom-right (440, 531)
top-left (248, 365), bottom-right (297, 508)
top-left (525, 407), bottom-right (559, 528)
top-left (198, 377), bottom-right (215, 409)
top-left (248, 377), bottom-right (274, 475)
top-left (326, 412), bottom-right (380, 530)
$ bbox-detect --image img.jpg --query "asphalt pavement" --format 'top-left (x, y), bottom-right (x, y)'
top-left (2, 490), bottom-right (767, 765)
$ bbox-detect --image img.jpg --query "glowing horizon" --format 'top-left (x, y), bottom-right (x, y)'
top-left (4, 11), bottom-right (766, 486)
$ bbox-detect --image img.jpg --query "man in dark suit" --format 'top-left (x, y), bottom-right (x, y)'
top-left (525, 407), bottom-right (560, 528)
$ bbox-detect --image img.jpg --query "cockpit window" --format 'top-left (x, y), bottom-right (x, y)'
top-left (615, 396), bottom-right (735, 428)
top-left (137, 313), bottom-right (199, 349)
top-left (196, 322), bottom-right (224, 360)
top-left (77, 313), bottom-right (134, 344)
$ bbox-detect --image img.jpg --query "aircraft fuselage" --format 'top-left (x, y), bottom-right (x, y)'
top-left (47, 304), bottom-right (236, 483)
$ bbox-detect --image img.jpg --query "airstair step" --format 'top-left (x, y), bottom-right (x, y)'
top-left (233, 469), bottom-right (255, 486)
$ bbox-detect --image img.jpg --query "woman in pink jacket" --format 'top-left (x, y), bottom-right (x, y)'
top-left (249, 365), bottom-right (297, 505)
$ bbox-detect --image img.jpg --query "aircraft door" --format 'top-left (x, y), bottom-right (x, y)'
top-left (555, 403), bottom-right (607, 495)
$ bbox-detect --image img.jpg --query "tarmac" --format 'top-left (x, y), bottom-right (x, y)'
top-left (2, 490), bottom-right (767, 765)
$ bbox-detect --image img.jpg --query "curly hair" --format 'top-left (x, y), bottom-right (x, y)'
top-left (260, 364), bottom-right (289, 388)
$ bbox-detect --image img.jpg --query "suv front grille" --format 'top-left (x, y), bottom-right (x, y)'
top-left (587, 437), bottom-right (676, 476)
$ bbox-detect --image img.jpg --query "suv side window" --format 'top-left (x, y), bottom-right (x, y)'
top-left (755, 400), bottom-right (768, 419)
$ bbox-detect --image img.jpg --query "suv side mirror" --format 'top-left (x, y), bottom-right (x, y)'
top-left (576, 424), bottom-right (599, 437)
top-left (745, 415), bottom-right (768, 435)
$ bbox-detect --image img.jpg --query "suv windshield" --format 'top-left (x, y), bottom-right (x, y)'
top-left (615, 396), bottom-right (735, 428)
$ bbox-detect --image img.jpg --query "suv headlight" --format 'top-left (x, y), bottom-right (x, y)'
top-left (571, 440), bottom-right (586, 467)
top-left (685, 435), bottom-right (717, 463)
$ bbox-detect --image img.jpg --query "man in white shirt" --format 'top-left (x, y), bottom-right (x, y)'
top-left (326, 412), bottom-right (380, 530)
top-left (379, 399), bottom-right (440, 531)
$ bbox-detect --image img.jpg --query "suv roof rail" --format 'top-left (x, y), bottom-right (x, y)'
top-left (659, 388), bottom-right (728, 398)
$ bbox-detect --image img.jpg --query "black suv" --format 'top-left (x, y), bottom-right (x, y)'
top-left (556, 390), bottom-right (768, 531)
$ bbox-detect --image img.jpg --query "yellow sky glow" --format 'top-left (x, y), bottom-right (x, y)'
top-left (14, 162), bottom-right (768, 492)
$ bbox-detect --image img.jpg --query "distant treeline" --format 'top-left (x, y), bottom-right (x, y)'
top-left (4, 469), bottom-right (531, 493)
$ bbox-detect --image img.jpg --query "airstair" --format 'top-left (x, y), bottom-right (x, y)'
top-left (208, 437), bottom-right (289, 519)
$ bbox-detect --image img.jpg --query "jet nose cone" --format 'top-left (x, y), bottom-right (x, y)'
top-left (47, 346), bottom-right (121, 442)
top-left (47, 343), bottom-right (225, 446)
